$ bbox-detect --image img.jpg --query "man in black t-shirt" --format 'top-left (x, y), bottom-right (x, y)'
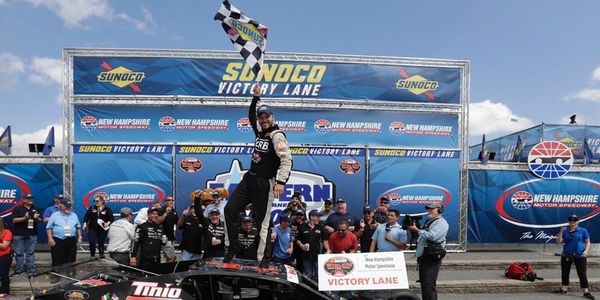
top-left (355, 205), bottom-right (378, 253)
top-left (11, 193), bottom-right (42, 275)
top-left (297, 210), bottom-right (328, 281)
top-left (177, 205), bottom-right (204, 261)
top-left (157, 196), bottom-right (178, 263)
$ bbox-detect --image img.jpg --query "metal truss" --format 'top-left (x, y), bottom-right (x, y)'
top-left (63, 48), bottom-right (470, 249)
top-left (0, 156), bottom-right (62, 164)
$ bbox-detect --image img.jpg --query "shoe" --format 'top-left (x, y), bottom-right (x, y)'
top-left (584, 292), bottom-right (595, 300)
top-left (553, 289), bottom-right (567, 294)
top-left (10, 271), bottom-right (23, 277)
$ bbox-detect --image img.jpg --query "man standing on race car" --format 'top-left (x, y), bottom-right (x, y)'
top-left (224, 84), bottom-right (292, 267)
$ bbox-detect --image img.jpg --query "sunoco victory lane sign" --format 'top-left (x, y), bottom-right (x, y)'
top-left (318, 252), bottom-right (409, 291)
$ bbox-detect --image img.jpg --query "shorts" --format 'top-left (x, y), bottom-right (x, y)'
top-left (161, 241), bottom-right (176, 260)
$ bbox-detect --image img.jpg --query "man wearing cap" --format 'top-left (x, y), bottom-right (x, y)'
top-left (290, 209), bottom-right (306, 271)
top-left (319, 198), bottom-right (334, 224)
top-left (177, 205), bottom-right (205, 261)
top-left (156, 195), bottom-right (178, 263)
top-left (204, 208), bottom-right (226, 258)
top-left (204, 191), bottom-right (226, 222)
top-left (355, 205), bottom-right (378, 253)
top-left (554, 214), bottom-right (594, 299)
top-left (297, 210), bottom-right (328, 280)
top-left (374, 196), bottom-right (391, 224)
top-left (224, 84), bottom-right (292, 268)
top-left (46, 198), bottom-right (82, 274)
top-left (107, 207), bottom-right (135, 265)
top-left (237, 216), bottom-right (260, 261)
top-left (271, 215), bottom-right (293, 265)
top-left (407, 203), bottom-right (448, 300)
top-left (130, 207), bottom-right (166, 269)
top-left (43, 194), bottom-right (64, 223)
top-left (324, 199), bottom-right (358, 235)
top-left (282, 192), bottom-right (307, 217)
top-left (11, 193), bottom-right (42, 275)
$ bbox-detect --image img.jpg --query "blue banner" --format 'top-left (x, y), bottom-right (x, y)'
top-left (468, 169), bottom-right (600, 243)
top-left (175, 146), bottom-right (366, 223)
top-left (74, 105), bottom-right (459, 149)
top-left (73, 57), bottom-right (462, 104)
top-left (469, 125), bottom-right (543, 162)
top-left (73, 145), bottom-right (173, 219)
top-left (0, 163), bottom-right (63, 242)
top-left (368, 149), bottom-right (460, 242)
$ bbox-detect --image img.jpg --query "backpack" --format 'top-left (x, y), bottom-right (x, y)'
top-left (505, 262), bottom-right (543, 282)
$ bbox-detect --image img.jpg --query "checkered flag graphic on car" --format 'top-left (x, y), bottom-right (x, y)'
top-left (214, 0), bottom-right (268, 77)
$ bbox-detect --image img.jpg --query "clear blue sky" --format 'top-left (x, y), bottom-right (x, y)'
top-left (1, 0), bottom-right (599, 152)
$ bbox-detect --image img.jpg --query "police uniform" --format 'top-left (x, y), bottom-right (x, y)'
top-left (224, 95), bottom-right (292, 265)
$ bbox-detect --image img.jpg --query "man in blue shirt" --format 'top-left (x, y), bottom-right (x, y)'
top-left (43, 194), bottom-right (64, 223)
top-left (324, 199), bottom-right (357, 235)
top-left (407, 203), bottom-right (448, 300)
top-left (271, 215), bottom-right (293, 265)
top-left (46, 198), bottom-right (82, 283)
top-left (554, 214), bottom-right (594, 299)
top-left (370, 208), bottom-right (408, 252)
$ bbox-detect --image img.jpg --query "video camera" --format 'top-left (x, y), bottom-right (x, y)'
top-left (402, 214), bottom-right (423, 230)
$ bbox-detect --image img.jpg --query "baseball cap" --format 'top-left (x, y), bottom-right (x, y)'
top-left (54, 194), bottom-right (64, 200)
top-left (380, 196), bottom-right (390, 203)
top-left (148, 207), bottom-right (160, 214)
top-left (294, 209), bottom-right (305, 216)
top-left (60, 198), bottom-right (72, 207)
top-left (242, 216), bottom-right (254, 223)
top-left (363, 205), bottom-right (373, 213)
top-left (280, 215), bottom-right (291, 222)
top-left (209, 208), bottom-right (221, 215)
top-left (567, 214), bottom-right (579, 221)
top-left (120, 207), bottom-right (133, 217)
top-left (308, 210), bottom-right (322, 218)
top-left (257, 105), bottom-right (274, 116)
top-left (336, 198), bottom-right (346, 204)
top-left (324, 198), bottom-right (333, 204)
top-left (425, 203), bottom-right (443, 210)
top-left (23, 193), bottom-right (34, 199)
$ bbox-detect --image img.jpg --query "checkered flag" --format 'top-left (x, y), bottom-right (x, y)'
top-left (214, 0), bottom-right (268, 77)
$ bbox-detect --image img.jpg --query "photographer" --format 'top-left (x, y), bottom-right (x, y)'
top-left (407, 203), bottom-right (448, 300)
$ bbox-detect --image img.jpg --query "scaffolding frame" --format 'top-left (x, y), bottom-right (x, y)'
top-left (63, 48), bottom-right (469, 251)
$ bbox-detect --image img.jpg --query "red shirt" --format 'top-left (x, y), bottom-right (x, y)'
top-left (328, 230), bottom-right (358, 253)
top-left (0, 229), bottom-right (12, 256)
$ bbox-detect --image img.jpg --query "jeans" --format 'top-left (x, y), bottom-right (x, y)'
top-left (12, 235), bottom-right (37, 273)
top-left (272, 256), bottom-right (293, 265)
top-left (303, 259), bottom-right (318, 281)
top-left (180, 250), bottom-right (203, 261)
top-left (561, 255), bottom-right (589, 288)
top-left (0, 254), bottom-right (11, 294)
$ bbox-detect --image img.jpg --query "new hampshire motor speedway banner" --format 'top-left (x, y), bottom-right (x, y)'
top-left (0, 163), bottom-right (63, 242)
top-left (175, 145), bottom-right (365, 222)
top-left (368, 149), bottom-right (460, 242)
top-left (74, 105), bottom-right (459, 149)
top-left (468, 170), bottom-right (600, 243)
top-left (73, 145), bottom-right (173, 218)
top-left (73, 57), bottom-right (462, 104)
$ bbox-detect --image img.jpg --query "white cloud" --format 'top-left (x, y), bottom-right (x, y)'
top-left (0, 124), bottom-right (63, 156)
top-left (22, 0), bottom-right (156, 33)
top-left (564, 88), bottom-right (600, 103)
top-left (592, 65), bottom-right (600, 82)
top-left (29, 56), bottom-right (62, 85)
top-left (469, 100), bottom-right (535, 137)
top-left (0, 0), bottom-right (6, 5)
top-left (0, 52), bottom-right (25, 91)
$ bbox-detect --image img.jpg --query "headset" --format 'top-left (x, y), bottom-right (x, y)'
top-left (437, 205), bottom-right (444, 214)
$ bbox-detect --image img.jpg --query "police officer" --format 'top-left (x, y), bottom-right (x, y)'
top-left (130, 207), bottom-right (166, 269)
top-left (224, 84), bottom-right (292, 267)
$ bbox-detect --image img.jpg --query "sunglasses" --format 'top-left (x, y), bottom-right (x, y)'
top-left (165, 199), bottom-right (174, 202)
top-left (381, 202), bottom-right (390, 205)
top-left (338, 229), bottom-right (347, 232)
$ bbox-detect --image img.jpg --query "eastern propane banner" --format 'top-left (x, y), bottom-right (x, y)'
top-left (468, 169), bottom-right (600, 243)
top-left (175, 146), bottom-right (366, 222)
top-left (73, 145), bottom-right (173, 218)
top-left (73, 57), bottom-right (462, 104)
top-left (74, 105), bottom-right (459, 149)
top-left (368, 149), bottom-right (460, 242)
top-left (0, 163), bottom-right (63, 242)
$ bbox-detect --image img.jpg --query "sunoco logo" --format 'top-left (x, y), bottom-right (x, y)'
top-left (314, 119), bottom-right (331, 134)
top-left (97, 61), bottom-right (144, 93)
top-left (553, 132), bottom-right (583, 156)
top-left (237, 117), bottom-right (252, 133)
top-left (389, 121), bottom-right (406, 135)
top-left (81, 116), bottom-right (98, 132)
top-left (158, 116), bottom-right (176, 132)
top-left (527, 141), bottom-right (573, 179)
top-left (395, 70), bottom-right (438, 100)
